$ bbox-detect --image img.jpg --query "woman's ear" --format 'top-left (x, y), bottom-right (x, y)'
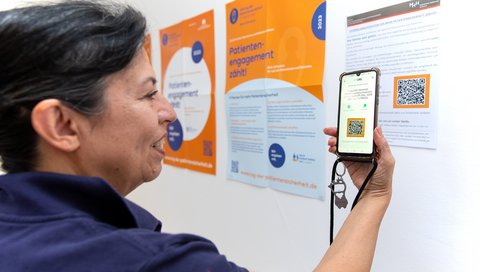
top-left (31, 99), bottom-right (81, 152)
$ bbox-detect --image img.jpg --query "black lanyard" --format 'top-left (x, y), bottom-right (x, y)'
top-left (329, 158), bottom-right (378, 245)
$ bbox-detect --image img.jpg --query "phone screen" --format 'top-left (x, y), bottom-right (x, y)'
top-left (337, 69), bottom-right (379, 157)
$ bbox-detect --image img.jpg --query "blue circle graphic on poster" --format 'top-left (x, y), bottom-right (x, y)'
top-left (167, 119), bottom-right (183, 151)
top-left (311, 2), bottom-right (326, 40)
top-left (162, 34), bottom-right (168, 45)
top-left (191, 41), bottom-right (204, 63)
top-left (269, 143), bottom-right (286, 168)
top-left (230, 8), bottom-right (238, 24)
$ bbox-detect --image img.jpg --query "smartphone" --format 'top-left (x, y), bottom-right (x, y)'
top-left (336, 68), bottom-right (380, 161)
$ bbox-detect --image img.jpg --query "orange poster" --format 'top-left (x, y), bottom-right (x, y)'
top-left (144, 33), bottom-right (152, 63)
top-left (225, 0), bottom-right (327, 198)
top-left (160, 10), bottom-right (216, 175)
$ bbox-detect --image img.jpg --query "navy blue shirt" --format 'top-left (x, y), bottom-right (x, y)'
top-left (0, 172), bottom-right (247, 272)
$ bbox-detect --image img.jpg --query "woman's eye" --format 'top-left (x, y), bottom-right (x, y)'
top-left (144, 90), bottom-right (158, 99)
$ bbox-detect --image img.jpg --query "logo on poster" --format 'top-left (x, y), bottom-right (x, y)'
top-left (311, 2), bottom-right (326, 40)
top-left (292, 153), bottom-right (315, 164)
top-left (167, 119), bottom-right (183, 151)
top-left (230, 8), bottom-right (238, 24)
top-left (191, 41), bottom-right (204, 63)
top-left (409, 1), bottom-right (420, 8)
top-left (162, 34), bottom-right (168, 45)
top-left (269, 143), bottom-right (286, 168)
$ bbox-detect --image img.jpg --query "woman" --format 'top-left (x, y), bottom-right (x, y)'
top-left (0, 1), bottom-right (394, 271)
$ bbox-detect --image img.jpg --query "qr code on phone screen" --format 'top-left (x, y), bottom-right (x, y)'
top-left (394, 74), bottom-right (430, 108)
top-left (347, 118), bottom-right (365, 137)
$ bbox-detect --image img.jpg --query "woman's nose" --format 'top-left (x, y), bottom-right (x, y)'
top-left (158, 95), bottom-right (177, 124)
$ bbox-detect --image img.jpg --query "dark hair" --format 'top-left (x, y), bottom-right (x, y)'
top-left (0, 0), bottom-right (147, 173)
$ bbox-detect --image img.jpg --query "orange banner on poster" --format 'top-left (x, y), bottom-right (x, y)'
top-left (160, 10), bottom-right (216, 175)
top-left (226, 0), bottom-right (326, 101)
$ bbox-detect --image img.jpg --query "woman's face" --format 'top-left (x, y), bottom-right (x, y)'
top-left (78, 50), bottom-right (176, 195)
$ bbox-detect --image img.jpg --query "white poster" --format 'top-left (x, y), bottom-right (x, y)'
top-left (346, 0), bottom-right (440, 149)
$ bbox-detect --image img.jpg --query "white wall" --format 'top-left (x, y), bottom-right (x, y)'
top-left (127, 1), bottom-right (480, 271)
top-left (1, 0), bottom-right (471, 271)
top-left (1, 0), bottom-right (476, 271)
top-left (0, 1), bottom-right (24, 11)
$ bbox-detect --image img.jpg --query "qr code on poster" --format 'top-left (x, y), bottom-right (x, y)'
top-left (203, 140), bottom-right (212, 156)
top-left (231, 160), bottom-right (239, 173)
top-left (347, 118), bottom-right (365, 137)
top-left (394, 74), bottom-right (430, 108)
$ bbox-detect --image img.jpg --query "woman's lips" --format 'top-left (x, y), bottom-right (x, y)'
top-left (152, 138), bottom-right (165, 155)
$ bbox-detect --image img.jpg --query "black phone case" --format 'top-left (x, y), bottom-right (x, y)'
top-left (335, 67), bottom-right (380, 162)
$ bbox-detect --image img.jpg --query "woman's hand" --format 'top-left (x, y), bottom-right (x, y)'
top-left (324, 127), bottom-right (395, 201)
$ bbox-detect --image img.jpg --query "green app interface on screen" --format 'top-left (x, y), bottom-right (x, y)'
top-left (338, 71), bottom-right (377, 155)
